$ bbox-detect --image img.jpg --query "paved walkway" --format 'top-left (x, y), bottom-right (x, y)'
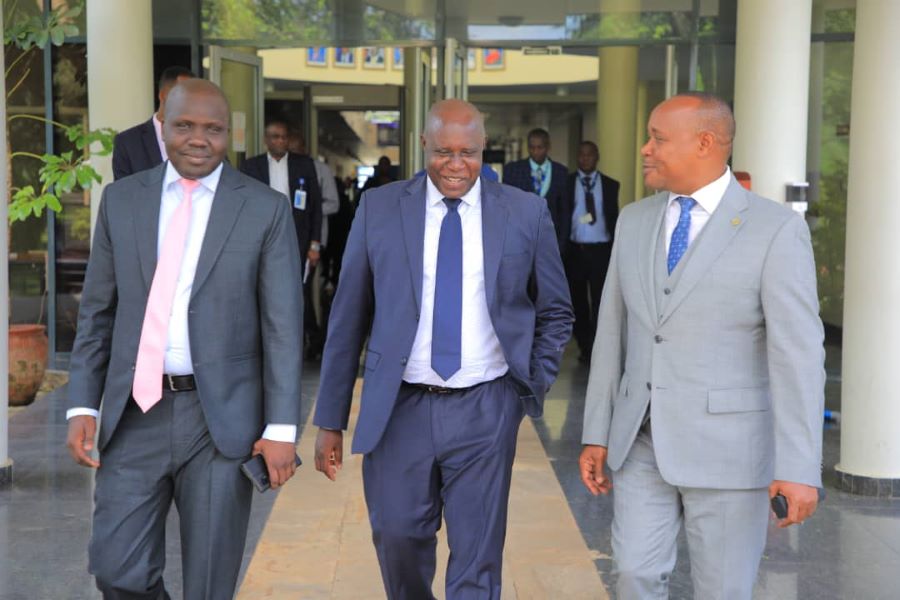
top-left (237, 380), bottom-right (607, 599)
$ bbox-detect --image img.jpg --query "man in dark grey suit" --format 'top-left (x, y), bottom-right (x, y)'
top-left (314, 99), bottom-right (573, 599)
top-left (112, 65), bottom-right (194, 180)
top-left (579, 93), bottom-right (825, 599)
top-left (66, 79), bottom-right (303, 599)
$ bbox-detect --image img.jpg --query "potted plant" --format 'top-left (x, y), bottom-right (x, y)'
top-left (5, 2), bottom-right (114, 405)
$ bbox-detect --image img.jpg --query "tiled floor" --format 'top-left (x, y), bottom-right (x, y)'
top-left (1, 342), bottom-right (899, 599)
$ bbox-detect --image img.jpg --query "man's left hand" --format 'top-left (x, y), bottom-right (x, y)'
top-left (252, 439), bottom-right (298, 489)
top-left (307, 248), bottom-right (321, 268)
top-left (769, 480), bottom-right (819, 528)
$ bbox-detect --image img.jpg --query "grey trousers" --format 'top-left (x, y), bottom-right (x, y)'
top-left (611, 426), bottom-right (769, 600)
top-left (89, 389), bottom-right (253, 600)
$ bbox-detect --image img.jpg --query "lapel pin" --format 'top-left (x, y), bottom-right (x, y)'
top-left (731, 217), bottom-right (741, 226)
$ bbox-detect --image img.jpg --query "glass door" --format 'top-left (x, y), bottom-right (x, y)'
top-left (208, 46), bottom-right (264, 169)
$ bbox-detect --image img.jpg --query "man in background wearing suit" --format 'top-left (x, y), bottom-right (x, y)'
top-left (563, 141), bottom-right (620, 364)
top-left (111, 65), bottom-right (194, 180)
top-left (242, 119), bottom-right (323, 280)
top-left (502, 128), bottom-right (569, 251)
top-left (313, 99), bottom-right (573, 599)
top-left (579, 92), bottom-right (825, 599)
top-left (66, 79), bottom-right (303, 599)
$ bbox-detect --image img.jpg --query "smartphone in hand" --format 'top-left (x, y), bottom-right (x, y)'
top-left (240, 453), bottom-right (302, 493)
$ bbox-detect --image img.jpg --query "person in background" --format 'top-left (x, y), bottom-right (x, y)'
top-left (361, 155), bottom-right (396, 191)
top-left (241, 119), bottom-right (322, 281)
top-left (502, 128), bottom-right (568, 252)
top-left (562, 141), bottom-right (620, 364)
top-left (112, 65), bottom-right (194, 180)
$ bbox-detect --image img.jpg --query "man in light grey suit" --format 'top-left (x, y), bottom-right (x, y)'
top-left (65, 80), bottom-right (303, 599)
top-left (579, 93), bottom-right (825, 599)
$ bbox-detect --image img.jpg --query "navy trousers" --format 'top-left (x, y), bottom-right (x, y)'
top-left (363, 376), bottom-right (525, 600)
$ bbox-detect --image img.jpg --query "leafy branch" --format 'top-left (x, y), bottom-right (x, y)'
top-left (5, 2), bottom-right (115, 223)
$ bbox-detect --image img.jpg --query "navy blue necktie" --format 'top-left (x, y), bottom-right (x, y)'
top-left (667, 196), bottom-right (696, 274)
top-left (432, 198), bottom-right (463, 380)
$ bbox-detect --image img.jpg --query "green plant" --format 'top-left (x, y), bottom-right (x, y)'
top-left (4, 2), bottom-right (115, 223)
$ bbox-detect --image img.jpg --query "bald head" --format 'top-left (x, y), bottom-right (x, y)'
top-left (641, 92), bottom-right (734, 194)
top-left (422, 99), bottom-right (486, 198)
top-left (163, 79), bottom-right (230, 179)
top-left (669, 92), bottom-right (735, 155)
top-left (424, 99), bottom-right (486, 140)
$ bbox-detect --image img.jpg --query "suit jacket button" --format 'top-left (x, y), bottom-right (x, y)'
top-left (400, 357), bottom-right (408, 365)
top-left (646, 382), bottom-right (651, 390)
top-left (663, 288), bottom-right (671, 295)
top-left (654, 335), bottom-right (663, 343)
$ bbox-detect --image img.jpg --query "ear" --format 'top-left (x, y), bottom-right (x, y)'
top-left (697, 130), bottom-right (716, 156)
top-left (420, 134), bottom-right (427, 150)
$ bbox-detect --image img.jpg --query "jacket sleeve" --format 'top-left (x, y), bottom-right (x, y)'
top-left (305, 161), bottom-right (323, 244)
top-left (529, 202), bottom-right (574, 394)
top-left (582, 217), bottom-right (627, 446)
top-left (761, 214), bottom-right (826, 487)
top-left (313, 191), bottom-right (374, 430)
top-left (67, 187), bottom-right (118, 410)
top-left (111, 133), bottom-right (130, 181)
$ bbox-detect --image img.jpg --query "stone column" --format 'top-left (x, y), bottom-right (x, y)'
top-left (86, 0), bottom-right (154, 230)
top-left (837, 0), bottom-right (900, 496)
top-left (732, 0), bottom-right (812, 203)
top-left (1, 9), bottom-right (11, 486)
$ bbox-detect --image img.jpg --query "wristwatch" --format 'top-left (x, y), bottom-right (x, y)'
top-left (309, 241), bottom-right (321, 252)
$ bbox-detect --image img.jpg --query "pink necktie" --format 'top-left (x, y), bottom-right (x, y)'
top-left (132, 178), bottom-right (199, 412)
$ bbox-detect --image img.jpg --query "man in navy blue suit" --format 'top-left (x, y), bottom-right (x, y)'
top-left (502, 128), bottom-right (569, 253)
top-left (314, 99), bottom-right (573, 599)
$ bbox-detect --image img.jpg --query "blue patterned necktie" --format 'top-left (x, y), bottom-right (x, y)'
top-left (667, 196), bottom-right (696, 274)
top-left (432, 198), bottom-right (463, 380)
top-left (532, 166), bottom-right (545, 195)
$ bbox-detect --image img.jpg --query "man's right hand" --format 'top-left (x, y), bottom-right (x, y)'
top-left (67, 415), bottom-right (100, 468)
top-left (579, 444), bottom-right (612, 496)
top-left (314, 428), bottom-right (343, 481)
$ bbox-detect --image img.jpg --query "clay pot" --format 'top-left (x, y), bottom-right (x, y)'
top-left (9, 324), bottom-right (48, 406)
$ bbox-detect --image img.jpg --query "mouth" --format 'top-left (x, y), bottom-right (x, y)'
top-left (442, 176), bottom-right (466, 185)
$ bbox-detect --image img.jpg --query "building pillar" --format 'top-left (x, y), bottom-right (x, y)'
top-left (1, 9), bottom-right (11, 486)
top-left (732, 0), bottom-right (812, 203)
top-left (597, 47), bottom-right (638, 206)
top-left (86, 0), bottom-right (154, 230)
top-left (596, 0), bottom-right (640, 206)
top-left (837, 0), bottom-right (900, 495)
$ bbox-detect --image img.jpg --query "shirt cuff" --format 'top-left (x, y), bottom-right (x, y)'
top-left (66, 407), bottom-right (99, 420)
top-left (262, 424), bottom-right (297, 443)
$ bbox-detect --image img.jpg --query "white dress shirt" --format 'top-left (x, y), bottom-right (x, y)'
top-left (402, 176), bottom-right (509, 387)
top-left (152, 114), bottom-right (167, 162)
top-left (67, 162), bottom-right (296, 443)
top-left (664, 167), bottom-right (732, 254)
top-left (267, 153), bottom-right (290, 198)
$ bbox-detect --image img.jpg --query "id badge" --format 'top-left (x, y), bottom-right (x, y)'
top-left (294, 189), bottom-right (307, 210)
top-left (579, 213), bottom-right (594, 225)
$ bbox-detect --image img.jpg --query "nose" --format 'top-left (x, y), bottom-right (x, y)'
top-left (640, 139), bottom-right (652, 157)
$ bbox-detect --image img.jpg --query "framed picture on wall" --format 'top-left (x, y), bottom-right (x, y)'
top-left (392, 47), bottom-right (404, 70)
top-left (363, 47), bottom-right (386, 69)
top-left (306, 47), bottom-right (327, 67)
top-left (334, 47), bottom-right (356, 68)
top-left (482, 48), bottom-right (504, 70)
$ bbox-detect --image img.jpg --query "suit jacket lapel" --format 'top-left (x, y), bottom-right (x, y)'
top-left (638, 194), bottom-right (667, 324)
top-left (399, 177), bottom-right (426, 314)
top-left (134, 163), bottom-right (166, 290)
top-left (141, 119), bottom-right (163, 165)
top-left (481, 179), bottom-right (507, 309)
top-left (659, 178), bottom-right (749, 325)
top-left (287, 153), bottom-right (299, 194)
top-left (190, 163), bottom-right (247, 300)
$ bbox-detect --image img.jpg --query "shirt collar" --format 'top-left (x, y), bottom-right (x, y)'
top-left (529, 158), bottom-right (550, 174)
top-left (267, 152), bottom-right (287, 164)
top-left (425, 174), bottom-right (481, 209)
top-left (666, 166), bottom-right (731, 215)
top-left (164, 161), bottom-right (224, 196)
top-left (577, 169), bottom-right (597, 181)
